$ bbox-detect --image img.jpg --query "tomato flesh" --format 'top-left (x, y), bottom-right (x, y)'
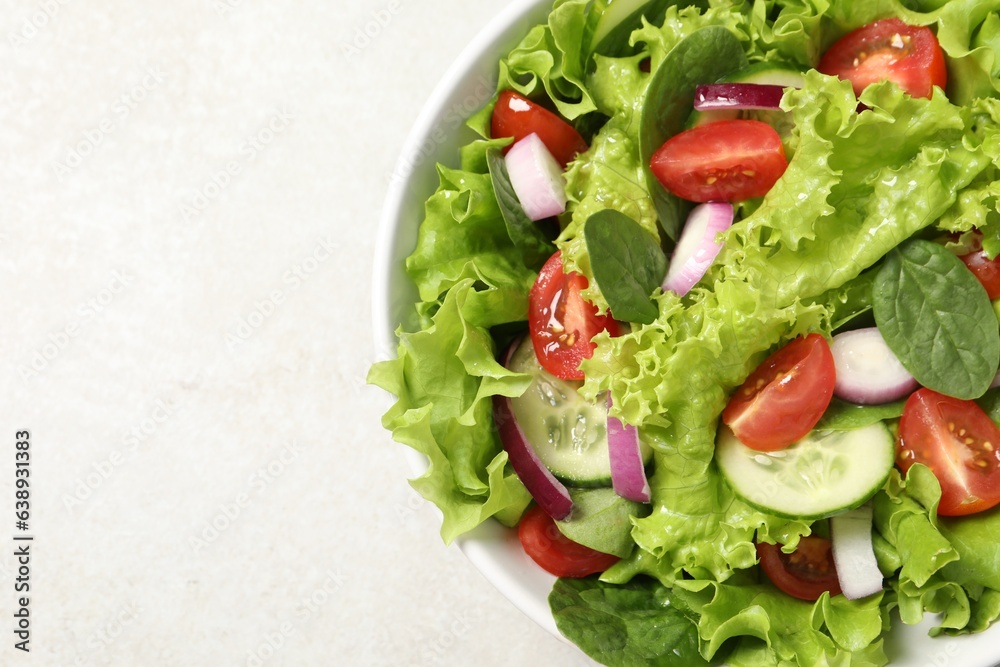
top-left (897, 388), bottom-right (1000, 516)
top-left (817, 18), bottom-right (947, 99)
top-left (518, 505), bottom-right (620, 578)
top-left (491, 90), bottom-right (588, 168)
top-left (529, 251), bottom-right (621, 381)
top-left (650, 120), bottom-right (787, 203)
top-left (757, 537), bottom-right (842, 601)
top-left (722, 334), bottom-right (836, 451)
top-left (957, 232), bottom-right (1000, 299)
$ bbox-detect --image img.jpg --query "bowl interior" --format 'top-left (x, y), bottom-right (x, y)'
top-left (371, 1), bottom-right (1000, 663)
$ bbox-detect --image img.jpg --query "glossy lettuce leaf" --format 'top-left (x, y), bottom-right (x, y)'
top-left (675, 579), bottom-right (887, 666)
top-left (369, 281), bottom-right (533, 542)
top-left (496, 0), bottom-right (596, 120)
top-left (371, 133), bottom-right (538, 540)
top-left (873, 465), bottom-right (1000, 637)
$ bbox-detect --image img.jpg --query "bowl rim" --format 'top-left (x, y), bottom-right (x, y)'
top-left (371, 0), bottom-right (564, 642)
top-left (371, 0), bottom-right (1000, 664)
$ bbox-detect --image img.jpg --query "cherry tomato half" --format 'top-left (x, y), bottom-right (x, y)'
top-left (897, 388), bottom-right (1000, 516)
top-left (649, 120), bottom-right (787, 203)
top-left (817, 18), bottom-right (947, 99)
top-left (757, 537), bottom-right (843, 601)
top-left (529, 251), bottom-right (621, 381)
top-left (491, 90), bottom-right (588, 168)
top-left (518, 505), bottom-right (620, 578)
top-left (957, 232), bottom-right (1000, 299)
top-left (721, 334), bottom-right (836, 451)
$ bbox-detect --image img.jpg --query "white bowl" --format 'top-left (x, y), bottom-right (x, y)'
top-left (371, 1), bottom-right (1000, 665)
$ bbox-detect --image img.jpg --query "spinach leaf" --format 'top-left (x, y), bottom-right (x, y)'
top-left (555, 487), bottom-right (651, 558)
top-left (815, 398), bottom-right (906, 431)
top-left (873, 239), bottom-right (1000, 400)
top-left (549, 576), bottom-right (707, 667)
top-left (486, 149), bottom-right (555, 269)
top-left (584, 209), bottom-right (667, 324)
top-left (976, 387), bottom-right (1000, 423)
top-left (638, 26), bottom-right (747, 242)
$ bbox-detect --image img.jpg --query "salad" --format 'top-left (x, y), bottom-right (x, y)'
top-left (370, 0), bottom-right (1000, 664)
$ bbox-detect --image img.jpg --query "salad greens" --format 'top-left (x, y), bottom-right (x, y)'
top-left (873, 239), bottom-right (1000, 399)
top-left (370, 0), bottom-right (1000, 664)
top-left (584, 209), bottom-right (667, 324)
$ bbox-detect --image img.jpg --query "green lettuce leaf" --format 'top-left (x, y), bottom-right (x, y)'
top-left (873, 465), bottom-right (1000, 636)
top-left (368, 281), bottom-right (533, 542)
top-left (675, 579), bottom-right (887, 666)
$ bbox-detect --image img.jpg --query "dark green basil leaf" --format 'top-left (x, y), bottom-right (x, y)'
top-left (549, 577), bottom-right (707, 667)
top-left (584, 209), bottom-right (667, 324)
top-left (638, 26), bottom-right (747, 242)
top-left (815, 398), bottom-right (906, 431)
top-left (486, 149), bottom-right (556, 269)
top-left (873, 239), bottom-right (1000, 400)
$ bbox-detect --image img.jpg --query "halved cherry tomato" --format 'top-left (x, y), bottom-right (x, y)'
top-left (721, 334), bottom-right (836, 451)
top-left (649, 120), bottom-right (787, 203)
top-left (491, 90), bottom-right (588, 168)
top-left (529, 251), bottom-right (621, 381)
top-left (817, 18), bottom-right (947, 99)
top-left (757, 537), bottom-right (843, 601)
top-left (897, 388), bottom-right (1000, 516)
top-left (518, 505), bottom-right (620, 578)
top-left (956, 232), bottom-right (1000, 299)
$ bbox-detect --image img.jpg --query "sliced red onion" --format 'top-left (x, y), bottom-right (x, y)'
top-left (605, 394), bottom-right (650, 503)
top-left (493, 394), bottom-right (573, 520)
top-left (694, 83), bottom-right (786, 111)
top-left (831, 506), bottom-right (883, 600)
top-left (505, 133), bottom-right (567, 221)
top-left (493, 339), bottom-right (572, 520)
top-left (831, 328), bottom-right (918, 404)
top-left (991, 365), bottom-right (1000, 389)
top-left (662, 202), bottom-right (733, 296)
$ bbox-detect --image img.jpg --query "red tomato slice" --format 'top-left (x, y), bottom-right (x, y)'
top-left (529, 251), bottom-right (621, 381)
top-left (757, 537), bottom-right (843, 601)
top-left (518, 505), bottom-right (620, 578)
top-left (649, 120), bottom-right (787, 203)
top-left (491, 90), bottom-right (588, 168)
top-left (897, 388), bottom-right (1000, 516)
top-left (817, 18), bottom-right (947, 99)
top-left (957, 232), bottom-right (1000, 299)
top-left (721, 334), bottom-right (836, 451)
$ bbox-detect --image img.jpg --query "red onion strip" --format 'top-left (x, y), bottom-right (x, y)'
top-left (662, 202), bottom-right (734, 296)
top-left (694, 83), bottom-right (786, 111)
top-left (606, 394), bottom-right (650, 503)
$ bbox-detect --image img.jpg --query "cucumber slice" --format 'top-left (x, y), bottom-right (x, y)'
top-left (728, 62), bottom-right (807, 88)
top-left (507, 337), bottom-right (651, 487)
top-left (716, 423), bottom-right (894, 520)
top-left (590, 0), bottom-right (664, 53)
